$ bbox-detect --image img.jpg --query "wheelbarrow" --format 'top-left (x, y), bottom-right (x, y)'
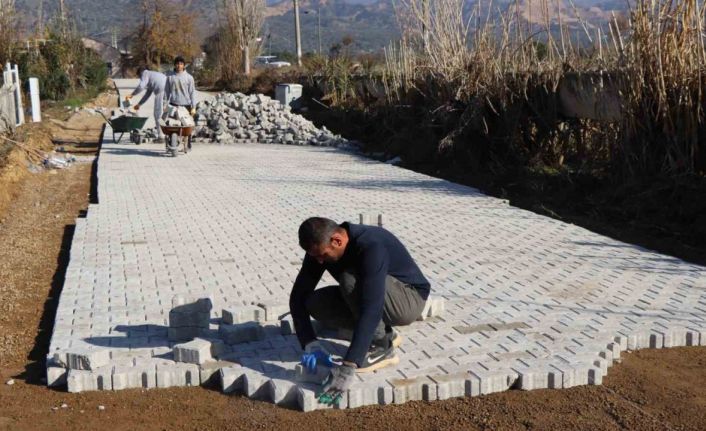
top-left (98, 111), bottom-right (149, 143)
top-left (160, 124), bottom-right (194, 157)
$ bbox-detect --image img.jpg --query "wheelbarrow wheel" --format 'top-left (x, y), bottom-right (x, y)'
top-left (169, 133), bottom-right (179, 157)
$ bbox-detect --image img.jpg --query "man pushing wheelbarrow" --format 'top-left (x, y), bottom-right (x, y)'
top-left (160, 56), bottom-right (197, 156)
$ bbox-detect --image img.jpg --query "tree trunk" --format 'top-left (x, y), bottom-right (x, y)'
top-left (243, 44), bottom-right (250, 75)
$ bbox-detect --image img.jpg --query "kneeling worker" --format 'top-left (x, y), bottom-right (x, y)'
top-left (289, 217), bottom-right (430, 404)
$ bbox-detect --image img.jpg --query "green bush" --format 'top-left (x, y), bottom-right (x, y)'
top-left (15, 32), bottom-right (107, 101)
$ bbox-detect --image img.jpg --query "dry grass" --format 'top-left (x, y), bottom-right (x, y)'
top-left (378, 0), bottom-right (706, 178)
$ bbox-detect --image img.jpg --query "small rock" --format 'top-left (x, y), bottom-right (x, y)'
top-left (97, 405), bottom-right (105, 411)
top-left (61, 403), bottom-right (68, 409)
top-left (5, 379), bottom-right (14, 385)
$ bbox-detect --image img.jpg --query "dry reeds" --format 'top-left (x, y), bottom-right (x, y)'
top-left (382, 0), bottom-right (706, 177)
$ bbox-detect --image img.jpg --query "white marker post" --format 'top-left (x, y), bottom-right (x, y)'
top-left (10, 64), bottom-right (24, 126)
top-left (29, 78), bottom-right (41, 122)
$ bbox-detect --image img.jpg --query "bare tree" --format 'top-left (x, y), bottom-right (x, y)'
top-left (0, 0), bottom-right (19, 65)
top-left (221, 0), bottom-right (265, 76)
top-left (131, 0), bottom-right (199, 68)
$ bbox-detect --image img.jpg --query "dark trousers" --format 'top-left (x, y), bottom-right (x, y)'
top-left (305, 270), bottom-right (426, 341)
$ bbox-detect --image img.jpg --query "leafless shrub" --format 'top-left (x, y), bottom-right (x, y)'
top-left (0, 0), bottom-right (20, 65)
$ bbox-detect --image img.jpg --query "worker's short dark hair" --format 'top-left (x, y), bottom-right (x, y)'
top-left (298, 217), bottom-right (340, 250)
top-left (174, 56), bottom-right (185, 65)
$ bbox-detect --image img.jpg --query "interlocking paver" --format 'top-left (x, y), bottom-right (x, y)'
top-left (45, 79), bottom-right (706, 410)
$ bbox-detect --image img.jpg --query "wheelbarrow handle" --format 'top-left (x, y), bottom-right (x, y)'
top-left (97, 110), bottom-right (114, 127)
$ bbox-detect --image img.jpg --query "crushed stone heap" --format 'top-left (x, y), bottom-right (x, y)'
top-left (193, 92), bottom-right (355, 148)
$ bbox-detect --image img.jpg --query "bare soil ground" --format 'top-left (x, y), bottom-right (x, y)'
top-left (1, 90), bottom-right (705, 431)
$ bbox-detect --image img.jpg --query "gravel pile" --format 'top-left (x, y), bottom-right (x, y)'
top-left (193, 92), bottom-right (354, 148)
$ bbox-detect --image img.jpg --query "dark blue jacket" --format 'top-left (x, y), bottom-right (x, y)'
top-left (289, 222), bottom-right (430, 366)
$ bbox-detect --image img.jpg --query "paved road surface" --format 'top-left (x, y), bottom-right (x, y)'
top-left (47, 79), bottom-right (706, 410)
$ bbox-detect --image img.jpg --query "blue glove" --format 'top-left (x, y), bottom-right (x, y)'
top-left (301, 340), bottom-right (334, 373)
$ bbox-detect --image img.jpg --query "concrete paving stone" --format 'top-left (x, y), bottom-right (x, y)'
top-left (112, 364), bottom-right (157, 390)
top-left (279, 317), bottom-right (294, 335)
top-left (156, 362), bottom-right (199, 388)
top-left (219, 322), bottom-right (266, 344)
top-left (242, 370), bottom-right (270, 399)
top-left (388, 376), bottom-right (436, 404)
top-left (173, 338), bottom-right (226, 364)
top-left (468, 367), bottom-right (515, 395)
top-left (66, 367), bottom-right (113, 392)
top-left (169, 311), bottom-right (211, 328)
top-left (296, 384), bottom-right (326, 412)
top-left (167, 326), bottom-right (204, 342)
top-left (199, 360), bottom-right (238, 385)
top-left (268, 378), bottom-right (299, 406)
top-left (256, 301), bottom-right (290, 321)
top-left (222, 305), bottom-right (265, 324)
top-left (47, 79), bottom-right (706, 410)
top-left (294, 364), bottom-right (330, 384)
top-left (46, 366), bottom-right (68, 387)
top-left (347, 384), bottom-right (380, 409)
top-left (65, 348), bottom-right (112, 370)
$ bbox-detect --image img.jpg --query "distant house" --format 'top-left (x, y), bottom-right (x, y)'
top-left (81, 38), bottom-right (127, 78)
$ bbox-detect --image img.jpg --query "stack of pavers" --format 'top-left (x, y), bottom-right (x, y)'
top-left (192, 92), bottom-right (354, 148)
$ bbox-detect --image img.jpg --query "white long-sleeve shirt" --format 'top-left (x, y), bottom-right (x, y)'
top-left (165, 70), bottom-right (196, 107)
top-left (131, 70), bottom-right (167, 106)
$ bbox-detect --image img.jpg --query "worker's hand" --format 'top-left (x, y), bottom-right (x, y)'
top-left (318, 365), bottom-right (355, 406)
top-left (301, 340), bottom-right (334, 373)
top-left (125, 95), bottom-right (132, 101)
top-left (190, 108), bottom-right (196, 116)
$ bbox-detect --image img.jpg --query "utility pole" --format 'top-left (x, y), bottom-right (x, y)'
top-left (59, 0), bottom-right (67, 36)
top-left (422, 0), bottom-right (429, 51)
top-left (293, 0), bottom-right (302, 66)
top-left (317, 5), bottom-right (321, 55)
top-left (38, 0), bottom-right (45, 36)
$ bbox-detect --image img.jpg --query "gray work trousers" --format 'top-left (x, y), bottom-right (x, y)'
top-left (305, 271), bottom-right (426, 341)
top-left (153, 91), bottom-right (163, 137)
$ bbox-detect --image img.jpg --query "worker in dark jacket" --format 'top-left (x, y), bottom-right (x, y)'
top-left (290, 217), bottom-right (430, 405)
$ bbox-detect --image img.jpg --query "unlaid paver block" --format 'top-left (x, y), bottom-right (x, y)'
top-left (418, 296), bottom-right (445, 321)
top-left (168, 298), bottom-right (213, 342)
top-left (169, 311), bottom-right (211, 328)
top-left (63, 348), bottom-right (111, 370)
top-left (112, 364), bottom-right (157, 390)
top-left (173, 338), bottom-right (227, 364)
top-left (256, 301), bottom-right (289, 321)
top-left (66, 367), bottom-right (113, 392)
top-left (219, 322), bottom-right (265, 345)
top-left (280, 317), bottom-right (294, 335)
top-left (222, 305), bottom-right (265, 324)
